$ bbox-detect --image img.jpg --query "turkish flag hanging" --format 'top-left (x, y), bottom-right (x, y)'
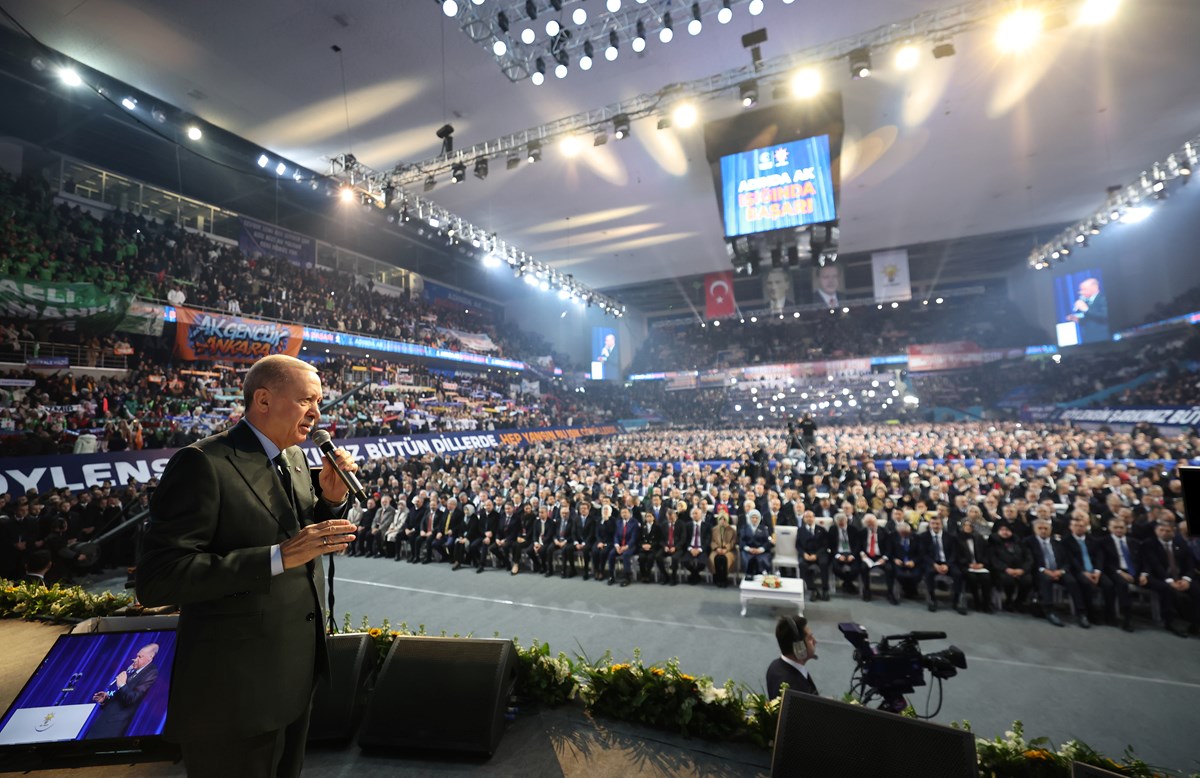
top-left (704, 271), bottom-right (735, 319)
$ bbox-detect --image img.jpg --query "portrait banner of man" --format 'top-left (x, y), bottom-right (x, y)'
top-left (811, 263), bottom-right (845, 309)
top-left (762, 268), bottom-right (796, 314)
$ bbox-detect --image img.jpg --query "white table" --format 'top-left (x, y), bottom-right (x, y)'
top-left (739, 575), bottom-right (806, 617)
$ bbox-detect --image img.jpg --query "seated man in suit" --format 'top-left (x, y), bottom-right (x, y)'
top-left (681, 506), bottom-right (711, 585)
top-left (637, 509), bottom-right (662, 583)
top-left (656, 506), bottom-right (684, 586)
top-left (546, 503), bottom-right (576, 579)
top-left (1026, 517), bottom-right (1087, 628)
top-left (988, 522), bottom-right (1032, 612)
top-left (827, 512), bottom-right (862, 594)
top-left (1096, 515), bottom-right (1139, 631)
top-left (797, 511), bottom-right (831, 601)
top-left (885, 520), bottom-right (922, 601)
top-left (740, 510), bottom-right (774, 577)
top-left (954, 517), bottom-right (991, 614)
top-left (1141, 518), bottom-right (1200, 637)
top-left (918, 515), bottom-right (962, 613)
top-left (858, 513), bottom-right (896, 604)
top-left (607, 506), bottom-right (639, 587)
top-left (452, 503), bottom-right (480, 570)
top-left (1063, 512), bottom-right (1109, 625)
top-left (591, 505), bottom-right (615, 583)
top-left (570, 500), bottom-right (597, 580)
top-left (488, 501), bottom-right (521, 573)
top-left (765, 615), bottom-right (819, 700)
top-left (431, 497), bottom-right (462, 563)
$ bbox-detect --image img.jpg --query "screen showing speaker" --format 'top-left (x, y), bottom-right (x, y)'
top-left (0, 629), bottom-right (176, 748)
top-left (591, 326), bottom-right (618, 380)
top-left (1054, 268), bottom-right (1110, 347)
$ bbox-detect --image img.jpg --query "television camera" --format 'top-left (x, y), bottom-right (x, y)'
top-left (838, 622), bottom-right (966, 716)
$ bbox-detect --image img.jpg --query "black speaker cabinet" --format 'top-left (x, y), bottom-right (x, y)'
top-left (358, 636), bottom-right (516, 756)
top-left (1180, 466), bottom-right (1199, 524)
top-left (771, 691), bottom-right (978, 778)
top-left (308, 633), bottom-right (377, 743)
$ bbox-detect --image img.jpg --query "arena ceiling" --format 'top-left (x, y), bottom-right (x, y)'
top-left (2, 0), bottom-right (1199, 307)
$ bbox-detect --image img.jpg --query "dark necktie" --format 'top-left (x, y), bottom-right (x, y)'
top-left (1118, 537), bottom-right (1134, 574)
top-left (1165, 542), bottom-right (1180, 579)
top-left (274, 454), bottom-right (296, 513)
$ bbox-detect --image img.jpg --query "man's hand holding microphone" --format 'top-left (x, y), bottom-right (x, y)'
top-left (281, 430), bottom-right (363, 571)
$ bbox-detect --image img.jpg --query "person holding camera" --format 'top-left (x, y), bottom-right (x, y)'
top-left (766, 615), bottom-right (819, 699)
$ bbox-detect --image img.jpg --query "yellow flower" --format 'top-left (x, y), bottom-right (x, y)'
top-left (368, 628), bottom-right (383, 637)
top-left (1023, 749), bottom-right (1049, 760)
top-left (650, 668), bottom-right (665, 676)
top-left (610, 663), bottom-right (630, 672)
top-left (680, 674), bottom-right (695, 682)
top-left (389, 631), bottom-right (400, 638)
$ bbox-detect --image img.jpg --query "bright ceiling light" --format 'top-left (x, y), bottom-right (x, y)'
top-left (493, 40), bottom-right (507, 56)
top-left (186, 126), bottom-right (202, 140)
top-left (275, 162), bottom-right (287, 176)
top-left (607, 0), bottom-right (622, 11)
top-left (339, 186), bottom-right (354, 203)
top-left (521, 28), bottom-right (536, 44)
top-left (790, 68), bottom-right (821, 98)
top-left (1121, 206), bottom-right (1152, 224)
top-left (659, 12), bottom-right (673, 43)
top-left (995, 8), bottom-right (1043, 53)
top-left (560, 135), bottom-right (583, 157)
top-left (442, 0), bottom-right (458, 17)
top-left (1079, 0), bottom-right (1120, 24)
top-left (121, 96), bottom-right (137, 110)
top-left (717, 0), bottom-right (732, 24)
top-left (895, 43), bottom-right (920, 70)
top-left (554, 62), bottom-right (568, 78)
top-left (257, 154), bottom-right (270, 168)
top-left (748, 0), bottom-right (764, 15)
top-left (572, 7), bottom-right (587, 25)
top-left (546, 19), bottom-right (560, 36)
top-left (672, 102), bottom-right (698, 128)
top-left (57, 67), bottom-right (83, 87)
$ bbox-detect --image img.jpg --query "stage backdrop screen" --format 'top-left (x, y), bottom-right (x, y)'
top-left (0, 630), bottom-right (176, 748)
top-left (1054, 268), bottom-right (1110, 347)
top-left (704, 94), bottom-right (844, 240)
top-left (720, 135), bottom-right (837, 237)
top-left (590, 327), bottom-right (618, 380)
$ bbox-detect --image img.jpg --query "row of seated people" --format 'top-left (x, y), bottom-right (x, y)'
top-left (792, 508), bottom-right (1199, 636)
top-left (346, 495), bottom-right (760, 589)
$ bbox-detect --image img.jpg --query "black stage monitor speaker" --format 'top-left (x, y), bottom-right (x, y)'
top-left (308, 633), bottom-right (376, 743)
top-left (1180, 466), bottom-right (1200, 524)
top-left (1072, 762), bottom-right (1125, 778)
top-left (771, 691), bottom-right (978, 778)
top-left (358, 636), bottom-right (516, 756)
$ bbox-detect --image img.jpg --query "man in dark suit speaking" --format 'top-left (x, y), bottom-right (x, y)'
top-left (766, 615), bottom-right (819, 699)
top-left (86, 643), bottom-right (159, 740)
top-left (1066, 277), bottom-right (1109, 344)
top-left (137, 354), bottom-right (358, 777)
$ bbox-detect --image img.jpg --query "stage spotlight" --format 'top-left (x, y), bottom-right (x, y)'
top-left (506, 152), bottom-right (521, 169)
top-left (531, 57), bottom-right (546, 85)
top-left (550, 0), bottom-right (563, 10)
top-left (442, 0), bottom-right (458, 17)
top-left (613, 113), bottom-right (630, 139)
top-left (474, 157), bottom-right (489, 180)
top-left (527, 140), bottom-right (542, 163)
top-left (1152, 178), bottom-right (1168, 200)
top-left (521, 27), bottom-right (536, 44)
top-left (606, 30), bottom-right (620, 60)
top-left (791, 67), bottom-right (821, 98)
top-left (382, 185), bottom-right (396, 207)
top-left (498, 10), bottom-right (510, 32)
top-left (659, 12), bottom-right (673, 43)
top-left (996, 8), bottom-right (1042, 53)
top-left (546, 19), bottom-right (560, 36)
top-left (895, 43), bottom-right (919, 70)
top-left (555, 62), bottom-right (568, 78)
top-left (607, 0), bottom-right (622, 11)
top-left (849, 47), bottom-right (872, 78)
top-left (932, 41), bottom-right (956, 58)
top-left (633, 20), bottom-right (647, 52)
top-left (186, 126), bottom-right (202, 140)
top-left (450, 162), bottom-right (466, 183)
top-left (1079, 0), bottom-right (1119, 24)
top-left (293, 170), bottom-right (303, 183)
top-left (560, 136), bottom-right (582, 157)
top-left (580, 40), bottom-right (594, 69)
top-left (525, 0), bottom-right (537, 19)
top-left (339, 186), bottom-right (354, 203)
top-left (593, 130), bottom-right (608, 146)
top-left (424, 174), bottom-right (436, 192)
top-left (1122, 206), bottom-right (1152, 223)
top-left (436, 123), bottom-right (455, 155)
top-left (121, 96), bottom-right (137, 110)
top-left (257, 154), bottom-right (270, 168)
top-left (689, 2), bottom-right (702, 35)
top-left (151, 106), bottom-right (167, 123)
top-left (749, 0), bottom-right (764, 15)
top-left (573, 7), bottom-right (587, 25)
top-left (57, 67), bottom-right (83, 87)
top-left (672, 102), bottom-right (698, 128)
top-left (493, 40), bottom-right (507, 56)
top-left (275, 161), bottom-right (288, 176)
top-left (739, 80), bottom-right (758, 108)
top-left (718, 0), bottom-right (733, 24)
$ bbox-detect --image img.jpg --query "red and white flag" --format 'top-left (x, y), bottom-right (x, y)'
top-left (704, 271), bottom-right (735, 319)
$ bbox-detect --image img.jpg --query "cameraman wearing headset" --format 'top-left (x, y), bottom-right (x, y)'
top-left (766, 615), bottom-right (820, 699)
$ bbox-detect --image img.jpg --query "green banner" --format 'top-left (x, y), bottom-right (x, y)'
top-left (0, 276), bottom-right (132, 331)
top-left (114, 297), bottom-right (166, 336)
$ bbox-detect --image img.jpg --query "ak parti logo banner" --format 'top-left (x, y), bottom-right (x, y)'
top-left (174, 307), bottom-right (303, 363)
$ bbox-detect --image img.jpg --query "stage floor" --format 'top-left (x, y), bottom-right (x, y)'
top-left (8, 556), bottom-right (1199, 774)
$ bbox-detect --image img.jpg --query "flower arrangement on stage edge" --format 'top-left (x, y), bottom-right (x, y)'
top-left (1, 583), bottom-right (1193, 777)
top-left (0, 580), bottom-right (131, 621)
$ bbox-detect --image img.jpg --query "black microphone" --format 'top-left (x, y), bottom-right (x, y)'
top-left (311, 429), bottom-right (367, 504)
